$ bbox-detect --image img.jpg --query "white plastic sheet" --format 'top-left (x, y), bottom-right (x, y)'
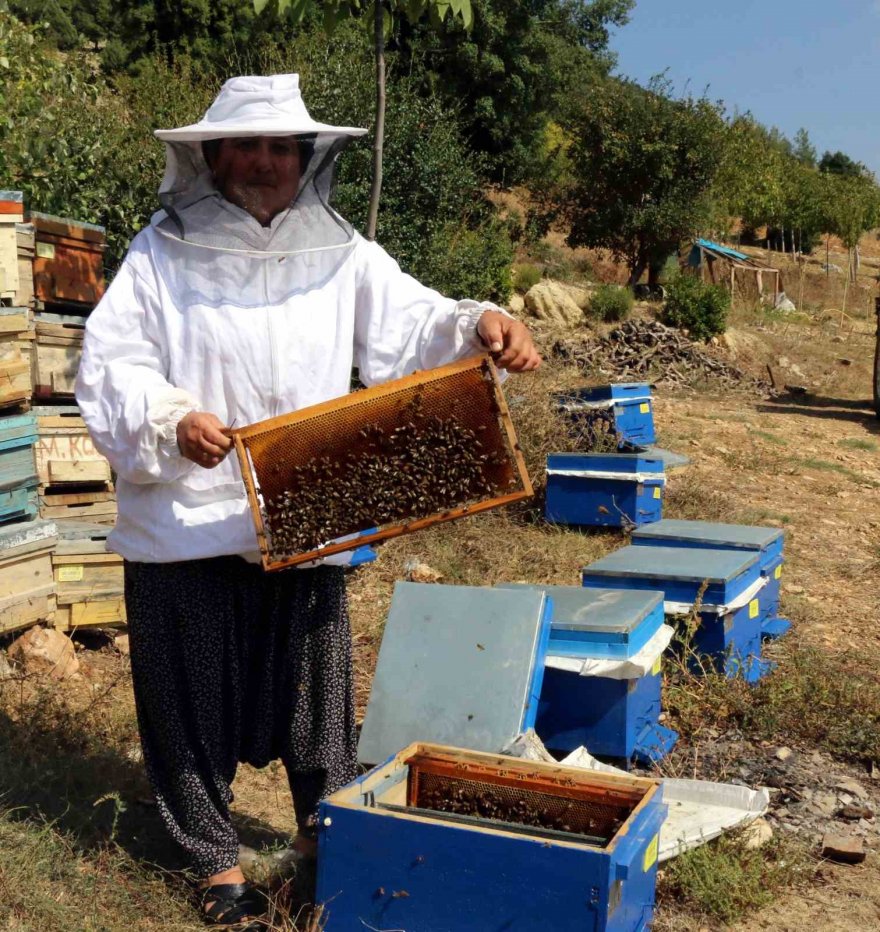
top-left (558, 746), bottom-right (769, 862)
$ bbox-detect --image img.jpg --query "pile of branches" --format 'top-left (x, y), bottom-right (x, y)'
top-left (552, 319), bottom-right (770, 392)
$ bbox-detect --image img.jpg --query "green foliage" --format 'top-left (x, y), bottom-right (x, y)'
top-left (512, 263), bottom-right (542, 293)
top-left (0, 13), bottom-right (500, 292)
top-left (661, 274), bottom-right (729, 341)
top-left (588, 283), bottom-right (632, 322)
top-left (414, 219), bottom-right (514, 301)
top-left (662, 832), bottom-right (809, 924)
top-left (398, 0), bottom-right (633, 181)
top-left (819, 149), bottom-right (869, 178)
top-left (562, 78), bottom-right (727, 284)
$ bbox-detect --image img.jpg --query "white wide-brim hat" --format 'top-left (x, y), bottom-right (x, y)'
top-left (154, 73), bottom-right (367, 142)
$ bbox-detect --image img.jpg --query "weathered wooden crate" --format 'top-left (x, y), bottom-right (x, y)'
top-left (34, 405), bottom-right (112, 487)
top-left (52, 522), bottom-right (124, 631)
top-left (0, 307), bottom-right (34, 410)
top-left (30, 212), bottom-right (106, 309)
top-left (15, 223), bottom-right (35, 309)
top-left (0, 192), bottom-right (25, 304)
top-left (39, 488), bottom-right (116, 524)
top-left (32, 314), bottom-right (86, 400)
top-left (0, 519), bottom-right (57, 635)
top-left (0, 412), bottom-right (39, 524)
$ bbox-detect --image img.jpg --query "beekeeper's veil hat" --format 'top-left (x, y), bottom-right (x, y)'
top-left (150, 74), bottom-right (366, 262)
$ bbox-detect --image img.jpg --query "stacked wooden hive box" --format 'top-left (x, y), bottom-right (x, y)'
top-left (0, 192), bottom-right (124, 635)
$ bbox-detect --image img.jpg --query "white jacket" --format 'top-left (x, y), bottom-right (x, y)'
top-left (75, 220), bottom-right (499, 563)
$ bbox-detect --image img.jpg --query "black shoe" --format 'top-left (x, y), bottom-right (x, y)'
top-left (199, 881), bottom-right (268, 930)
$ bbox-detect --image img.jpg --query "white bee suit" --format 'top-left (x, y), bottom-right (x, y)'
top-left (76, 74), bottom-right (504, 563)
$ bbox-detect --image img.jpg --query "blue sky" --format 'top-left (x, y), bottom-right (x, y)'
top-left (609, 1), bottom-right (880, 176)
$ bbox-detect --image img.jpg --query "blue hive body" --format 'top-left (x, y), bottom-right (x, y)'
top-left (631, 520), bottom-right (789, 640)
top-left (0, 413), bottom-right (39, 525)
top-left (545, 453), bottom-right (665, 529)
top-left (316, 744), bottom-right (667, 932)
top-left (557, 383), bottom-right (656, 448)
top-left (496, 585), bottom-right (677, 763)
top-left (582, 546), bottom-right (772, 682)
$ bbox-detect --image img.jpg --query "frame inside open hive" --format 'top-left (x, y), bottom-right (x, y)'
top-left (372, 746), bottom-right (650, 846)
top-left (233, 355), bottom-right (533, 571)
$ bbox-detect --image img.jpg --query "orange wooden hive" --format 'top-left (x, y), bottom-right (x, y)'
top-left (233, 355), bottom-right (533, 571)
top-left (29, 212), bottom-right (106, 308)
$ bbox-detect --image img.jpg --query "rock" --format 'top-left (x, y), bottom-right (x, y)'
top-left (842, 806), bottom-right (876, 823)
top-left (786, 585), bottom-right (805, 595)
top-left (559, 282), bottom-right (593, 310)
top-left (7, 626), bottom-right (79, 680)
top-left (743, 818), bottom-right (774, 850)
top-left (524, 281), bottom-right (584, 328)
top-left (115, 634), bottom-right (130, 656)
top-left (405, 562), bottom-right (443, 584)
top-left (507, 293), bottom-right (525, 316)
top-left (838, 358), bottom-right (853, 366)
top-left (836, 778), bottom-right (869, 800)
top-left (775, 747), bottom-right (794, 762)
top-left (0, 651), bottom-right (14, 681)
top-left (810, 793), bottom-right (839, 818)
top-left (821, 833), bottom-right (866, 864)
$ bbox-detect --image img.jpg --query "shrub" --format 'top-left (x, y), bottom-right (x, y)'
top-left (589, 284), bottom-right (633, 322)
top-left (512, 263), bottom-right (542, 293)
top-left (413, 219), bottom-right (514, 302)
top-left (661, 274), bottom-right (730, 341)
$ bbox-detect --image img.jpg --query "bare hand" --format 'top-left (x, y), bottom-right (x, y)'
top-left (177, 411), bottom-right (233, 468)
top-left (477, 310), bottom-right (541, 372)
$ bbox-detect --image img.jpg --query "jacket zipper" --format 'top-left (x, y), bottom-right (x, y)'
top-left (265, 262), bottom-right (279, 416)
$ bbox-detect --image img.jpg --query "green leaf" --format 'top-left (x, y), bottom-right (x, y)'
top-left (459, 0), bottom-right (473, 29)
top-left (253, 0), bottom-right (270, 13)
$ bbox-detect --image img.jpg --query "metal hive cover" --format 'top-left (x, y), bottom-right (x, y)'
top-left (497, 584), bottom-right (662, 634)
top-left (582, 545), bottom-right (759, 584)
top-left (357, 583), bottom-right (550, 766)
top-left (632, 519), bottom-right (783, 550)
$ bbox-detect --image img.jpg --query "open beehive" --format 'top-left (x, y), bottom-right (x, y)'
top-left (317, 743), bottom-right (666, 932)
top-left (233, 355), bottom-right (532, 571)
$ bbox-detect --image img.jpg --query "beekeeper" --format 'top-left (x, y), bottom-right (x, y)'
top-left (76, 73), bottom-right (539, 929)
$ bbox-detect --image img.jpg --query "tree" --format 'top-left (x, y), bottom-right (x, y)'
top-left (792, 127), bottom-right (817, 168)
top-left (562, 78), bottom-right (727, 285)
top-left (257, 0), bottom-right (474, 241)
top-left (819, 150), bottom-right (869, 179)
top-left (395, 0), bottom-right (634, 182)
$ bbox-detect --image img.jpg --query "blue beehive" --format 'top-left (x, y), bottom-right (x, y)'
top-left (498, 584), bottom-right (678, 764)
top-left (357, 583), bottom-right (552, 767)
top-left (0, 413), bottom-right (39, 525)
top-left (557, 382), bottom-right (656, 448)
top-left (546, 452), bottom-right (664, 529)
top-left (582, 546), bottom-right (772, 682)
top-left (631, 520), bottom-right (789, 639)
top-left (631, 519), bottom-right (783, 574)
top-left (317, 742), bottom-right (667, 932)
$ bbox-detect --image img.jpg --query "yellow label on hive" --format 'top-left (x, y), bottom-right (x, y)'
top-left (58, 565), bottom-right (84, 582)
top-left (36, 242), bottom-right (55, 260)
top-left (774, 564), bottom-right (782, 580)
top-left (643, 834), bottom-right (659, 872)
top-left (639, 403), bottom-right (650, 414)
top-left (653, 487), bottom-right (662, 499)
top-left (651, 656), bottom-right (662, 676)
top-left (748, 599), bottom-right (760, 619)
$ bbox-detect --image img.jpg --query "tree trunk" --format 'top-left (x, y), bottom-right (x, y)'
top-left (365, 0), bottom-right (386, 241)
top-left (627, 258), bottom-right (647, 288)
